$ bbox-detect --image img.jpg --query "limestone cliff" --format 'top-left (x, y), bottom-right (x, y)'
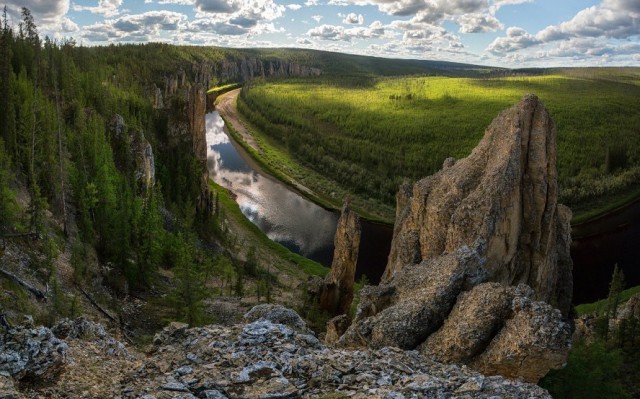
top-left (163, 64), bottom-right (212, 214)
top-left (339, 95), bottom-right (573, 383)
top-left (319, 200), bottom-right (361, 316)
top-left (217, 58), bottom-right (321, 83)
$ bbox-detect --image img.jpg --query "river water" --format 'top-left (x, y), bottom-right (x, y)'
top-left (205, 111), bottom-right (391, 283)
top-left (206, 110), bottom-right (638, 304)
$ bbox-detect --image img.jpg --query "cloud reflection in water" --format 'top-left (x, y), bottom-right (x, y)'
top-left (205, 111), bottom-right (338, 264)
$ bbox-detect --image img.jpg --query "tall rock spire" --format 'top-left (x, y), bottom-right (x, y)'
top-left (339, 95), bottom-right (573, 383)
top-left (319, 199), bottom-right (361, 316)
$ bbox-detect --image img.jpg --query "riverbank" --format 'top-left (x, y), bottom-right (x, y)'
top-left (215, 89), bottom-right (395, 224)
top-left (210, 181), bottom-right (328, 278)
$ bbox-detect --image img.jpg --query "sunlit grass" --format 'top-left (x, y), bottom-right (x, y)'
top-left (240, 71), bottom-right (640, 222)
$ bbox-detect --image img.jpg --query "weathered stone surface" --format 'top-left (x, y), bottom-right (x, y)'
top-left (619, 293), bottom-right (640, 320)
top-left (340, 95), bottom-right (572, 383)
top-left (383, 94), bottom-right (572, 316)
top-left (243, 304), bottom-right (309, 333)
top-left (319, 200), bottom-right (361, 316)
top-left (325, 314), bottom-right (350, 344)
top-left (109, 114), bottom-right (156, 191)
top-left (132, 130), bottom-right (156, 191)
top-left (420, 282), bottom-right (514, 364)
top-left (188, 84), bottom-right (207, 162)
top-left (52, 317), bottom-right (131, 359)
top-left (0, 323), bottom-right (68, 382)
top-left (4, 307), bottom-right (552, 398)
top-left (471, 295), bottom-right (572, 382)
top-left (338, 247), bottom-right (482, 350)
top-left (217, 58), bottom-right (321, 83)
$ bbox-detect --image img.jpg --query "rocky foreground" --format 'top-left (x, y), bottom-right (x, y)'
top-left (0, 304), bottom-right (551, 399)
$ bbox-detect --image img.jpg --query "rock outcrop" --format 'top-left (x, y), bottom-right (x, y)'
top-left (110, 114), bottom-right (156, 192)
top-left (132, 130), bottom-right (156, 191)
top-left (163, 64), bottom-right (213, 215)
top-left (339, 95), bottom-right (573, 383)
top-left (319, 200), bottom-right (361, 316)
top-left (0, 317), bottom-right (68, 382)
top-left (1, 307), bottom-right (554, 398)
top-left (217, 58), bottom-right (321, 83)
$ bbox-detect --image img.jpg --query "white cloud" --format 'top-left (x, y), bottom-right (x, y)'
top-left (73, 0), bottom-right (123, 17)
top-left (80, 10), bottom-right (188, 42)
top-left (308, 24), bottom-right (344, 40)
top-left (307, 20), bottom-right (388, 41)
top-left (457, 13), bottom-right (503, 33)
top-left (536, 0), bottom-right (640, 43)
top-left (195, 0), bottom-right (241, 13)
top-left (312, 15), bottom-right (323, 23)
top-left (342, 12), bottom-right (364, 25)
top-left (486, 0), bottom-right (640, 60)
top-left (305, 0), bottom-right (319, 5)
top-left (487, 26), bottom-right (540, 53)
top-left (287, 4), bottom-right (302, 10)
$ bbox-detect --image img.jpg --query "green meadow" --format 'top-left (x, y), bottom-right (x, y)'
top-left (239, 69), bottom-right (640, 223)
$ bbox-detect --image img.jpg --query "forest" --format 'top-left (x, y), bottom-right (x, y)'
top-left (239, 70), bottom-right (640, 223)
top-left (0, 7), bottom-right (305, 330)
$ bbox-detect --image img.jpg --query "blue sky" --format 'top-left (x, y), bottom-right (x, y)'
top-left (4, 0), bottom-right (640, 66)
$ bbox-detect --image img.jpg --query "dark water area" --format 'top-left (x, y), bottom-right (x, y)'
top-left (206, 110), bottom-right (639, 304)
top-left (571, 202), bottom-right (640, 304)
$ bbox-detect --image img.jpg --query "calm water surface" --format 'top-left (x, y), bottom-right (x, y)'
top-left (206, 111), bottom-right (391, 282)
top-left (206, 110), bottom-right (638, 302)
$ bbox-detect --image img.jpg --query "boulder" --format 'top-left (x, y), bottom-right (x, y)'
top-left (0, 323), bottom-right (68, 382)
top-left (243, 304), bottom-right (310, 333)
top-left (324, 314), bottom-right (350, 344)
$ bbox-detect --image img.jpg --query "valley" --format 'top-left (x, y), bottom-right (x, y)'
top-left (1, 6), bottom-right (639, 397)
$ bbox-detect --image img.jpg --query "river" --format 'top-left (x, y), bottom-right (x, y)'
top-left (206, 110), bottom-right (639, 304)
top-left (206, 111), bottom-right (391, 283)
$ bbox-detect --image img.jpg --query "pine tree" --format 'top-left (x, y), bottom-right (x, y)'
top-left (169, 234), bottom-right (209, 326)
top-left (0, 138), bottom-right (18, 234)
top-left (0, 7), bottom-right (16, 157)
top-left (598, 264), bottom-right (626, 341)
top-left (607, 264), bottom-right (626, 320)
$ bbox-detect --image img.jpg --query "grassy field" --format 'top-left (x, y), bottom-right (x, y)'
top-left (239, 69), bottom-right (640, 222)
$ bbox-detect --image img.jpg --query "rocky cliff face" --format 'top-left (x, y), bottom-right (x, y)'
top-left (163, 64), bottom-right (212, 214)
top-left (319, 200), bottom-right (361, 316)
top-left (217, 58), bottom-right (321, 83)
top-left (1, 306), bottom-right (553, 399)
top-left (339, 95), bottom-right (573, 383)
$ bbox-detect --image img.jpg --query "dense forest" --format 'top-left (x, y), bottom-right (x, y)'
top-left (0, 7), bottom-right (288, 329)
top-left (238, 71), bottom-right (640, 222)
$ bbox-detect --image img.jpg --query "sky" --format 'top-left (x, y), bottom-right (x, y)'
top-left (3, 0), bottom-right (640, 67)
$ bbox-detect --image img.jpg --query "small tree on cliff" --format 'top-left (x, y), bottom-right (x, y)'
top-left (597, 264), bottom-right (626, 341)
